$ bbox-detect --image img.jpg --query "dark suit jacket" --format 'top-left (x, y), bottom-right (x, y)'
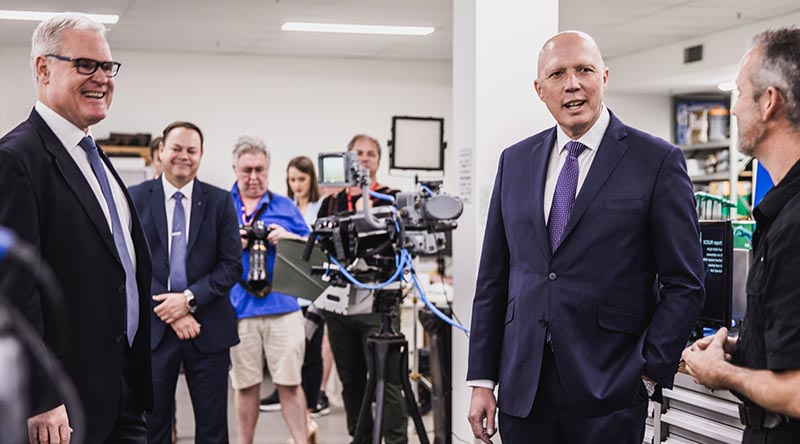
top-left (467, 111), bottom-right (705, 418)
top-left (128, 177), bottom-right (241, 353)
top-left (0, 109), bottom-right (153, 442)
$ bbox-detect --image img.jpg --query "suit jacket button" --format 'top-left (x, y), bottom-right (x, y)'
top-left (118, 284), bottom-right (125, 294)
top-left (115, 334), bottom-right (123, 344)
top-left (548, 272), bottom-right (557, 281)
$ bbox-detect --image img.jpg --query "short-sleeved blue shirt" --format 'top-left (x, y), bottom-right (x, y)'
top-left (229, 184), bottom-right (311, 319)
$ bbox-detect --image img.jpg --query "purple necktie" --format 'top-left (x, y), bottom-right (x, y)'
top-left (548, 141), bottom-right (587, 252)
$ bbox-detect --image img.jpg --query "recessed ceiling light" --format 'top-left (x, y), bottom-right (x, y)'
top-left (718, 81), bottom-right (736, 92)
top-left (0, 9), bottom-right (119, 24)
top-left (282, 22), bottom-right (434, 36)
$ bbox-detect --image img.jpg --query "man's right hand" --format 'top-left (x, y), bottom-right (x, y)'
top-left (28, 404), bottom-right (71, 444)
top-left (468, 387), bottom-right (497, 444)
top-left (171, 314), bottom-right (201, 340)
top-left (240, 228), bottom-right (249, 250)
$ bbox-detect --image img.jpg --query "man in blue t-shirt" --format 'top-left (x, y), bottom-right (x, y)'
top-left (228, 135), bottom-right (311, 444)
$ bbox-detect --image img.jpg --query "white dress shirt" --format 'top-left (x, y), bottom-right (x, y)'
top-left (35, 101), bottom-right (137, 273)
top-left (543, 104), bottom-right (611, 223)
top-left (467, 105), bottom-right (612, 391)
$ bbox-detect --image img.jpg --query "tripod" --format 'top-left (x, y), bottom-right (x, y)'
top-left (353, 290), bottom-right (430, 444)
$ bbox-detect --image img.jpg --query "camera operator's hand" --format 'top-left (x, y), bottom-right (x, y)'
top-left (240, 228), bottom-right (249, 250)
top-left (266, 223), bottom-right (306, 245)
top-left (28, 404), bottom-right (71, 444)
top-left (153, 292), bottom-right (190, 324)
top-left (171, 314), bottom-right (201, 340)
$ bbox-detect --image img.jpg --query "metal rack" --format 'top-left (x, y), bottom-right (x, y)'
top-left (649, 373), bottom-right (744, 443)
top-left (695, 192), bottom-right (736, 221)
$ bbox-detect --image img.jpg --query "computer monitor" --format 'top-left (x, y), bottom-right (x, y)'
top-left (698, 220), bottom-right (733, 329)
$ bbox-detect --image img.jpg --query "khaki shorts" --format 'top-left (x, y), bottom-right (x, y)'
top-left (229, 310), bottom-right (306, 389)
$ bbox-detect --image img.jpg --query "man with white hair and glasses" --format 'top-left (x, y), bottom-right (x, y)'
top-left (0, 12), bottom-right (152, 444)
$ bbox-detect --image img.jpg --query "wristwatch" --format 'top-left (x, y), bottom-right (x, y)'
top-left (184, 289), bottom-right (197, 313)
top-left (642, 379), bottom-right (656, 398)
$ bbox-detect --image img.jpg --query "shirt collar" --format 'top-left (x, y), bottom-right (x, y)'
top-left (231, 182), bottom-right (271, 209)
top-left (35, 100), bottom-right (92, 151)
top-left (555, 104), bottom-right (610, 154)
top-left (162, 174), bottom-right (195, 203)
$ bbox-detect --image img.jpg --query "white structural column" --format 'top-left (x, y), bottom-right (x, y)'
top-left (450, 0), bottom-right (558, 441)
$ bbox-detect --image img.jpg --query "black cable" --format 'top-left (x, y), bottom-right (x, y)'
top-left (0, 230), bottom-right (85, 444)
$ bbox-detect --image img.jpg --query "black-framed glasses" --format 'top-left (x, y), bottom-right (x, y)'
top-left (45, 54), bottom-right (122, 78)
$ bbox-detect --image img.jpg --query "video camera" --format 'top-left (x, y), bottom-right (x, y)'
top-left (306, 152), bottom-right (462, 288)
top-left (240, 220), bottom-right (272, 297)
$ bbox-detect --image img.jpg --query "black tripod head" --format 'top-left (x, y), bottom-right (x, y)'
top-left (371, 289), bottom-right (404, 337)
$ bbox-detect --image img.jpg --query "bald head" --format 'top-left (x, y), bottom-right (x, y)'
top-left (534, 31), bottom-right (609, 140)
top-left (537, 31), bottom-right (605, 78)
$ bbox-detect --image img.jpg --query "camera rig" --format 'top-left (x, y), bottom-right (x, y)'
top-left (305, 152), bottom-right (463, 290)
top-left (302, 153), bottom-right (466, 444)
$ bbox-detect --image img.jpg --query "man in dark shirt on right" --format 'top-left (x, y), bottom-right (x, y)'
top-left (683, 27), bottom-right (800, 442)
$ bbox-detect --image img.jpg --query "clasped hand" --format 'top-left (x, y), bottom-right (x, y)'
top-left (153, 293), bottom-right (201, 339)
top-left (682, 327), bottom-right (737, 389)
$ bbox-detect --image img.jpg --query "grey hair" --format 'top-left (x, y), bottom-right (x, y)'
top-left (750, 27), bottom-right (800, 129)
top-left (31, 12), bottom-right (107, 81)
top-left (232, 134), bottom-right (271, 167)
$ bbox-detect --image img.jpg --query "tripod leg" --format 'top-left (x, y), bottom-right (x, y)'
top-left (372, 340), bottom-right (389, 444)
top-left (353, 341), bottom-right (377, 444)
top-left (399, 342), bottom-right (430, 444)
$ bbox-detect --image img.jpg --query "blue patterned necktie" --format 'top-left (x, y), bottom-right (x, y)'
top-left (548, 141), bottom-right (587, 252)
top-left (169, 191), bottom-right (187, 292)
top-left (79, 136), bottom-right (139, 346)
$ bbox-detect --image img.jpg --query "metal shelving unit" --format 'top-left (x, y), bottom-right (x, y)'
top-left (648, 373), bottom-right (744, 443)
top-left (680, 140), bottom-right (731, 153)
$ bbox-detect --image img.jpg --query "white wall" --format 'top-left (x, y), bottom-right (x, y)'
top-left (606, 10), bottom-right (800, 94)
top-left (0, 46), bottom-right (453, 195)
top-left (604, 93), bottom-right (671, 141)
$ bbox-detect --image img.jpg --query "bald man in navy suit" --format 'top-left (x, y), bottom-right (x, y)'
top-left (467, 31), bottom-right (705, 444)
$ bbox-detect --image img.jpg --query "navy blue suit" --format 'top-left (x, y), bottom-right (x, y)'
top-left (129, 177), bottom-right (241, 444)
top-left (468, 111), bottom-right (705, 440)
top-left (0, 110), bottom-right (153, 443)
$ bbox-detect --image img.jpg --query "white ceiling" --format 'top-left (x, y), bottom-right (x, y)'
top-left (0, 0), bottom-right (453, 60)
top-left (0, 0), bottom-right (798, 72)
top-left (563, 0), bottom-right (800, 59)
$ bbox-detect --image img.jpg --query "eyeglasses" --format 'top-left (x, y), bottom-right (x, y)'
top-left (45, 54), bottom-right (122, 78)
top-left (238, 166), bottom-right (267, 177)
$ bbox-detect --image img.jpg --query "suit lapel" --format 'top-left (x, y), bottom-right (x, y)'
top-left (560, 112), bottom-right (629, 243)
top-left (29, 111), bottom-right (120, 261)
top-left (187, 179), bottom-right (207, 256)
top-left (530, 129), bottom-right (556, 259)
top-left (148, 178), bottom-right (169, 254)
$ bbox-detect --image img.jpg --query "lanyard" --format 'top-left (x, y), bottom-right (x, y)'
top-left (240, 201), bottom-right (267, 227)
top-left (346, 182), bottom-right (381, 212)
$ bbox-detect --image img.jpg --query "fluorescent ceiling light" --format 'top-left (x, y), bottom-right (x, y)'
top-left (0, 9), bottom-right (119, 24)
top-left (718, 81), bottom-right (736, 92)
top-left (282, 22), bottom-right (434, 36)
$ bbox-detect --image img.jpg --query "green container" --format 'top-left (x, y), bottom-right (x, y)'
top-left (732, 220), bottom-right (755, 249)
top-left (737, 194), bottom-right (752, 218)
